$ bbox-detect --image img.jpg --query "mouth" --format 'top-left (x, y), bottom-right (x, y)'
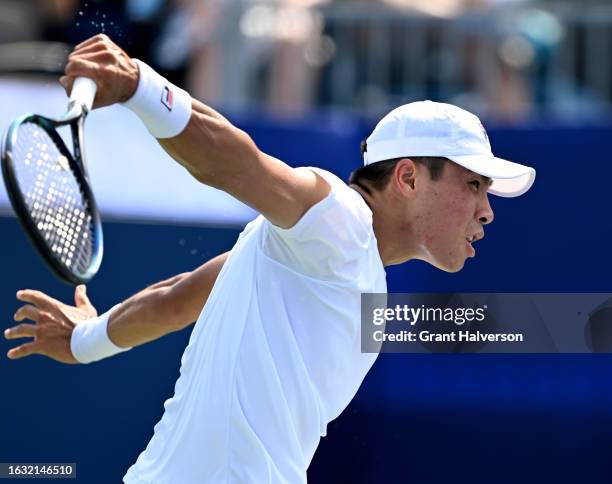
top-left (465, 236), bottom-right (476, 257)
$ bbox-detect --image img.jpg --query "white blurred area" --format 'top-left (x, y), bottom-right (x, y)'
top-left (0, 77), bottom-right (257, 227)
top-left (380, 0), bottom-right (528, 18)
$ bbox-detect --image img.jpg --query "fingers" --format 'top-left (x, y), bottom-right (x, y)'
top-left (63, 34), bottom-right (113, 94)
top-left (70, 41), bottom-right (107, 58)
top-left (7, 342), bottom-right (40, 360)
top-left (64, 57), bottom-right (101, 83)
top-left (5, 320), bottom-right (40, 359)
top-left (4, 323), bottom-right (38, 340)
top-left (14, 304), bottom-right (42, 323)
top-left (59, 75), bottom-right (73, 96)
top-left (74, 285), bottom-right (91, 309)
top-left (61, 33), bottom-right (137, 109)
top-left (73, 33), bottom-right (111, 52)
top-left (70, 50), bottom-right (115, 64)
top-left (16, 290), bottom-right (59, 311)
top-left (63, 50), bottom-right (116, 96)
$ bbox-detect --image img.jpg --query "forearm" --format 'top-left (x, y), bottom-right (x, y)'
top-left (106, 286), bottom-right (182, 348)
top-left (147, 272), bottom-right (190, 290)
top-left (106, 252), bottom-right (229, 349)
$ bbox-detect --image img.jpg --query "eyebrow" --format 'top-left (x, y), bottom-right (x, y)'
top-left (466, 171), bottom-right (494, 187)
top-left (481, 175), bottom-right (493, 187)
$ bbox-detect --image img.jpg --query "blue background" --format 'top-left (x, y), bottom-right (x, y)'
top-left (2, 115), bottom-right (612, 483)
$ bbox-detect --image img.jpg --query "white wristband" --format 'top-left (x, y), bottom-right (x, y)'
top-left (70, 304), bottom-right (131, 364)
top-left (121, 59), bottom-right (192, 139)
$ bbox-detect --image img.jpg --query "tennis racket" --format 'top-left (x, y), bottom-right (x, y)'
top-left (1, 77), bottom-right (103, 285)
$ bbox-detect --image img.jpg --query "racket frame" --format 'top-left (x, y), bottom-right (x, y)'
top-left (1, 110), bottom-right (103, 285)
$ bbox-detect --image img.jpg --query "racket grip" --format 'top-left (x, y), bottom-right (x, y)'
top-left (70, 77), bottom-right (98, 112)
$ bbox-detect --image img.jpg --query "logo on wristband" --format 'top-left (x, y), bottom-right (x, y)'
top-left (161, 86), bottom-right (174, 111)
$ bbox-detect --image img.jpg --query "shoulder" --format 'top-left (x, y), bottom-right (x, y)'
top-left (279, 167), bottom-right (373, 237)
top-left (295, 166), bottom-right (347, 194)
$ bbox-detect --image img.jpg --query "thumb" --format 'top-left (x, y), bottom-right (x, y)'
top-left (59, 75), bottom-right (74, 97)
top-left (74, 284), bottom-right (91, 308)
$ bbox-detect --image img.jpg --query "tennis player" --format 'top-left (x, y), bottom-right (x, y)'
top-left (4, 34), bottom-right (535, 483)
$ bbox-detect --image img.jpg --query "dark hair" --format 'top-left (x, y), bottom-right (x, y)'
top-left (350, 140), bottom-right (448, 194)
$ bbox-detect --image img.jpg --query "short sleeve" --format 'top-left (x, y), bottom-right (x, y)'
top-left (262, 167), bottom-right (377, 282)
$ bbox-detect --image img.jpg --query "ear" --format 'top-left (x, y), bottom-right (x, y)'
top-left (394, 158), bottom-right (417, 193)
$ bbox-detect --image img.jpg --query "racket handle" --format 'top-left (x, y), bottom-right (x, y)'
top-left (70, 77), bottom-right (97, 113)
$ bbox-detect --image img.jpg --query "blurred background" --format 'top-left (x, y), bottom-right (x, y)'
top-left (1, 0), bottom-right (611, 120)
top-left (1, 0), bottom-right (612, 483)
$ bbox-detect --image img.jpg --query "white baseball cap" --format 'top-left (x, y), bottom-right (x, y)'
top-left (363, 101), bottom-right (536, 197)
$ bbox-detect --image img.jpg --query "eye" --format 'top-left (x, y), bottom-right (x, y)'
top-left (469, 180), bottom-right (481, 190)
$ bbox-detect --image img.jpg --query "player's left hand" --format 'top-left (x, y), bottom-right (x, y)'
top-left (4, 285), bottom-right (98, 363)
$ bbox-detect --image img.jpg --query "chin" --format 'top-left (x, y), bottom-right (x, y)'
top-left (447, 264), bottom-right (465, 273)
top-left (420, 249), bottom-right (467, 273)
top-left (434, 258), bottom-right (466, 273)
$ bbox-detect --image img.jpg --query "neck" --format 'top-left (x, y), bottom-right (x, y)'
top-left (349, 183), bottom-right (418, 267)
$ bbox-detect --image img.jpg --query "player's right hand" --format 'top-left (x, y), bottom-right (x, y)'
top-left (59, 33), bottom-right (139, 109)
top-left (4, 285), bottom-right (98, 364)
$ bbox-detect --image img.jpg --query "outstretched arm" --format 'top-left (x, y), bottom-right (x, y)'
top-left (4, 252), bottom-right (229, 363)
top-left (60, 34), bottom-right (330, 229)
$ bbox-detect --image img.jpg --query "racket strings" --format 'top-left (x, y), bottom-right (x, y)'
top-left (12, 122), bottom-right (95, 274)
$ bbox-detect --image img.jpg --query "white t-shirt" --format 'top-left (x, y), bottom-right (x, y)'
top-left (123, 167), bottom-right (387, 484)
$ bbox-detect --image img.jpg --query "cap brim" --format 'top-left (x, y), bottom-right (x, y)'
top-left (448, 154), bottom-right (536, 198)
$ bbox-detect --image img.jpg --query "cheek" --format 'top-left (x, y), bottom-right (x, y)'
top-left (413, 181), bottom-right (477, 270)
top-left (422, 194), bottom-right (473, 247)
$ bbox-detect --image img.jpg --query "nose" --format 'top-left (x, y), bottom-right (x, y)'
top-left (477, 194), bottom-right (494, 225)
